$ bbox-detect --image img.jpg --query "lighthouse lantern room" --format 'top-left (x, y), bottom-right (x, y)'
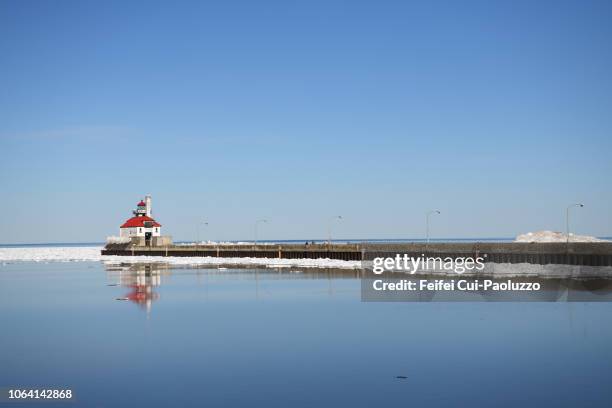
top-left (119, 195), bottom-right (162, 243)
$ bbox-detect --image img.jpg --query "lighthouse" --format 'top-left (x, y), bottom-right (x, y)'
top-left (119, 195), bottom-right (162, 245)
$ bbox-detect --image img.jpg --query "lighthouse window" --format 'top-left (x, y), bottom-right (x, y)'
top-left (139, 228), bottom-right (142, 233)
top-left (156, 228), bottom-right (158, 232)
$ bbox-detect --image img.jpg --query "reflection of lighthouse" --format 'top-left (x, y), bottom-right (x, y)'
top-left (124, 270), bottom-right (161, 312)
top-left (107, 264), bottom-right (165, 312)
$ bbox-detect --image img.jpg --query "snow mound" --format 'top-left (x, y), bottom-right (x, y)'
top-left (515, 231), bottom-right (608, 243)
top-left (106, 236), bottom-right (131, 244)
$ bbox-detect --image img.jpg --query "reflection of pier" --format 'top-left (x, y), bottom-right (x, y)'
top-left (106, 264), bottom-right (168, 312)
top-left (105, 262), bottom-right (612, 305)
top-left (104, 263), bottom-right (363, 308)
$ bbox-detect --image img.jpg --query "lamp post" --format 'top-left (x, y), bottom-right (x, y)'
top-left (254, 219), bottom-right (268, 245)
top-left (426, 210), bottom-right (441, 244)
top-left (196, 220), bottom-right (208, 245)
top-left (201, 221), bottom-right (209, 244)
top-left (566, 204), bottom-right (584, 243)
top-left (327, 215), bottom-right (343, 244)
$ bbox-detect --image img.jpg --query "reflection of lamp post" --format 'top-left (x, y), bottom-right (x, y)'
top-left (327, 216), bottom-right (343, 244)
top-left (255, 219), bottom-right (268, 244)
top-left (426, 210), bottom-right (441, 244)
top-left (566, 204), bottom-right (584, 243)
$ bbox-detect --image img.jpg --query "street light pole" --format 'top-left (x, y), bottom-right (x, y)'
top-left (197, 220), bottom-right (209, 245)
top-left (327, 216), bottom-right (343, 244)
top-left (201, 221), bottom-right (209, 244)
top-left (426, 210), bottom-right (441, 244)
top-left (566, 203), bottom-right (584, 243)
top-left (254, 219), bottom-right (268, 245)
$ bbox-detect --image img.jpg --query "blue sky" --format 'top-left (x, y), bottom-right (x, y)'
top-left (1, 0), bottom-right (611, 243)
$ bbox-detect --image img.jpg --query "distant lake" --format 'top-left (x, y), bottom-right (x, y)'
top-left (0, 238), bottom-right (519, 248)
top-left (1, 261), bottom-right (612, 407)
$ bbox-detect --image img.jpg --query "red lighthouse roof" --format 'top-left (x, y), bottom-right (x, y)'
top-left (120, 216), bottom-right (161, 228)
top-left (137, 200), bottom-right (146, 207)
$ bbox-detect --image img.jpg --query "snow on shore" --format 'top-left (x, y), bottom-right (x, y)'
top-left (0, 246), bottom-right (361, 269)
top-left (0, 246), bottom-right (103, 263)
top-left (515, 231), bottom-right (608, 243)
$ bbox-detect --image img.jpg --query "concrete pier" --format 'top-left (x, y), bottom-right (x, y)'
top-left (101, 242), bottom-right (612, 266)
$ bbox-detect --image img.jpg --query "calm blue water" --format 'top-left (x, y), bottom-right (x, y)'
top-left (1, 261), bottom-right (612, 407)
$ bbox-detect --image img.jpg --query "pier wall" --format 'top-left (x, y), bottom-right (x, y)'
top-left (101, 242), bottom-right (612, 266)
